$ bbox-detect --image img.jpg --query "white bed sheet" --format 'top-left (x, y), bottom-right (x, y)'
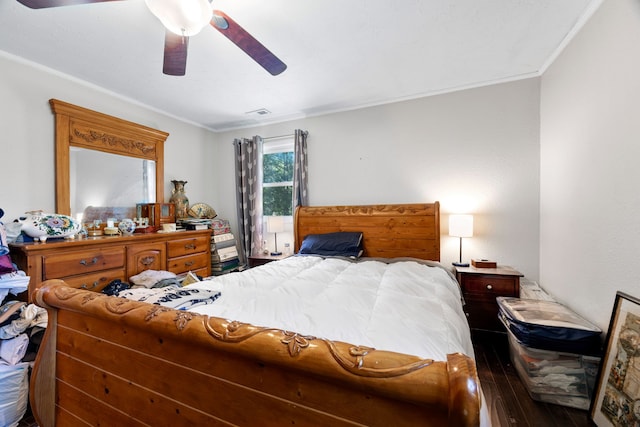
top-left (186, 255), bottom-right (474, 362)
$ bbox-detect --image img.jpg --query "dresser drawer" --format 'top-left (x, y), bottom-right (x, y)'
top-left (43, 247), bottom-right (126, 279)
top-left (167, 253), bottom-right (209, 274)
top-left (460, 275), bottom-right (518, 299)
top-left (62, 268), bottom-right (127, 292)
top-left (167, 236), bottom-right (210, 258)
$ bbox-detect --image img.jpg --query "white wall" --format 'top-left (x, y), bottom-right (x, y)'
top-left (0, 50), bottom-right (541, 283)
top-left (215, 79), bottom-right (541, 279)
top-left (540, 0), bottom-right (640, 330)
top-left (0, 53), bottom-right (218, 224)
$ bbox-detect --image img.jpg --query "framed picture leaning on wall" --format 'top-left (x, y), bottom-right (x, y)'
top-left (590, 291), bottom-right (640, 427)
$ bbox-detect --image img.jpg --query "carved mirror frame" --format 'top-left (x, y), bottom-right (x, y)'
top-left (51, 99), bottom-right (168, 215)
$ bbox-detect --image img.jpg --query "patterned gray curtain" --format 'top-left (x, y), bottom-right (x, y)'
top-left (234, 136), bottom-right (263, 262)
top-left (293, 129), bottom-right (309, 208)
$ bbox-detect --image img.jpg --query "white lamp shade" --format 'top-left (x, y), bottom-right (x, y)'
top-left (266, 216), bottom-right (284, 234)
top-left (145, 0), bottom-right (213, 36)
top-left (449, 214), bottom-right (473, 238)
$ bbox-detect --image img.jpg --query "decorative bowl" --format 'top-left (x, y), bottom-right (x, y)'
top-left (118, 218), bottom-right (136, 236)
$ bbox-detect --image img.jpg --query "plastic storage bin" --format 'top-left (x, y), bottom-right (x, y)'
top-left (506, 328), bottom-right (600, 410)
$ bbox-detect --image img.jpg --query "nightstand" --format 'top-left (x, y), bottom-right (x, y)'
top-left (247, 253), bottom-right (290, 268)
top-left (455, 265), bottom-right (523, 332)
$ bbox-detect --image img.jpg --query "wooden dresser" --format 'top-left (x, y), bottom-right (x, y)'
top-left (10, 230), bottom-right (212, 300)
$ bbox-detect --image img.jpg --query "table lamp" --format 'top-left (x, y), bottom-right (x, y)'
top-left (449, 214), bottom-right (473, 267)
top-left (266, 216), bottom-right (284, 256)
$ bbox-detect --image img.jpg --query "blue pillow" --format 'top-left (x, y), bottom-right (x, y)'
top-left (299, 232), bottom-right (363, 258)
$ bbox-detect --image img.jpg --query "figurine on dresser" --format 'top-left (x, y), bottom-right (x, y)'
top-left (169, 180), bottom-right (189, 219)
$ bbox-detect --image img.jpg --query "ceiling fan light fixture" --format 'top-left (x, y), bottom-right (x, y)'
top-left (145, 0), bottom-right (213, 37)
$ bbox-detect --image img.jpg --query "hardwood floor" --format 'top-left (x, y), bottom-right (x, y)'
top-left (473, 330), bottom-right (596, 427)
top-left (17, 407), bottom-right (37, 427)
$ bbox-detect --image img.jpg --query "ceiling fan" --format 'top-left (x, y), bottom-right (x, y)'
top-left (16, 0), bottom-right (287, 76)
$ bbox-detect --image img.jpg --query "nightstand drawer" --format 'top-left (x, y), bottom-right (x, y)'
top-left (460, 275), bottom-right (518, 297)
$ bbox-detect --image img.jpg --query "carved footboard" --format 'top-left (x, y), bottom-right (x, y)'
top-left (30, 279), bottom-right (481, 427)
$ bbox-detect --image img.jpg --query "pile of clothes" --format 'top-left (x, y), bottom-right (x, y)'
top-left (0, 300), bottom-right (47, 365)
top-left (103, 270), bottom-right (221, 311)
top-left (0, 207), bottom-right (39, 426)
top-left (0, 299), bottom-right (47, 427)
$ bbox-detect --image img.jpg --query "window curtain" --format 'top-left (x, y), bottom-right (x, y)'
top-left (234, 130), bottom-right (308, 262)
top-left (293, 129), bottom-right (309, 208)
top-left (234, 136), bottom-right (263, 262)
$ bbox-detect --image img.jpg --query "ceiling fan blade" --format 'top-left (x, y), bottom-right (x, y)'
top-left (16, 0), bottom-right (123, 9)
top-left (163, 30), bottom-right (189, 76)
top-left (211, 10), bottom-right (287, 76)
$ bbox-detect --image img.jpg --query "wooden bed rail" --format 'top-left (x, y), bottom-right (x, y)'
top-left (30, 279), bottom-right (480, 427)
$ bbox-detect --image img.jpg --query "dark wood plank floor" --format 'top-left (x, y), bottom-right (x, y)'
top-left (473, 330), bottom-right (596, 426)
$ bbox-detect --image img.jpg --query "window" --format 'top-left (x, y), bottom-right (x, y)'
top-left (262, 137), bottom-right (294, 216)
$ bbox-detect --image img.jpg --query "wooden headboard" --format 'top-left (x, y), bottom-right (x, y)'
top-left (294, 202), bottom-right (440, 261)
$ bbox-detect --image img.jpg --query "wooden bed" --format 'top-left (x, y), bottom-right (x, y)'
top-left (29, 202), bottom-right (482, 427)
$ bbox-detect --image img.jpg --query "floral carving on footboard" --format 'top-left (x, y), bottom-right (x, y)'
top-left (203, 312), bottom-right (435, 378)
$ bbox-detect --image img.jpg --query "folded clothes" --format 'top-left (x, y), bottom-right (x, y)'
top-left (0, 301), bottom-right (25, 325)
top-left (0, 304), bottom-right (47, 340)
top-left (0, 333), bottom-right (29, 365)
top-left (129, 270), bottom-right (177, 288)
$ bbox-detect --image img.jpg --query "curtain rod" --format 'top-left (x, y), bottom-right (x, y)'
top-left (232, 133), bottom-right (294, 145)
top-left (263, 133), bottom-right (294, 141)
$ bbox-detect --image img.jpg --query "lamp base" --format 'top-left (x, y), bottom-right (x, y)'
top-left (452, 261), bottom-right (470, 267)
top-left (270, 251), bottom-right (282, 256)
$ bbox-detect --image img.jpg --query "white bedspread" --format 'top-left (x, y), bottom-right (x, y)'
top-left (186, 255), bottom-right (474, 362)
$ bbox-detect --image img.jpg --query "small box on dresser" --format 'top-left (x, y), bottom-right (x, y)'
top-left (136, 203), bottom-right (176, 230)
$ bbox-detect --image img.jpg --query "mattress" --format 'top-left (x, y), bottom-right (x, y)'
top-left (185, 255), bottom-right (474, 362)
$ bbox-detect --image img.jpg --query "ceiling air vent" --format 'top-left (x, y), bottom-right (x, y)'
top-left (245, 108), bottom-right (271, 116)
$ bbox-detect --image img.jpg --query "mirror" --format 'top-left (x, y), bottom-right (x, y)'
top-left (70, 147), bottom-right (156, 222)
top-left (51, 99), bottom-right (167, 219)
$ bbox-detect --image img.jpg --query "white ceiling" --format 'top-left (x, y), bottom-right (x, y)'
top-left (0, 0), bottom-right (601, 132)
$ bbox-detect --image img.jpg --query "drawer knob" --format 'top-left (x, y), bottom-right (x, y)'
top-left (80, 282), bottom-right (98, 290)
top-left (184, 243), bottom-right (196, 250)
top-left (486, 284), bottom-right (493, 290)
top-left (79, 257), bottom-right (99, 267)
top-left (185, 261), bottom-right (194, 267)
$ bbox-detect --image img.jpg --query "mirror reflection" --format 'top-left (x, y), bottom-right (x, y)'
top-left (70, 147), bottom-right (156, 223)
